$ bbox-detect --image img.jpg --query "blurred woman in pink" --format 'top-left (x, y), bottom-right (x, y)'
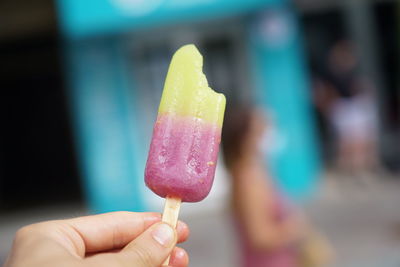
top-left (222, 104), bottom-right (307, 267)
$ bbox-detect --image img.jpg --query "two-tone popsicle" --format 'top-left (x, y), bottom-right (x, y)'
top-left (144, 44), bottom-right (226, 264)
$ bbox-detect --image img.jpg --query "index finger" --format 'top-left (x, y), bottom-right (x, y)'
top-left (64, 212), bottom-right (189, 255)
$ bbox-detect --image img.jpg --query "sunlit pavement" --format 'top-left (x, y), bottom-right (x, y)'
top-left (1, 174), bottom-right (400, 266)
top-left (307, 173), bottom-right (400, 267)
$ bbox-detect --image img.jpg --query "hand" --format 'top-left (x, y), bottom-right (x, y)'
top-left (4, 212), bottom-right (189, 267)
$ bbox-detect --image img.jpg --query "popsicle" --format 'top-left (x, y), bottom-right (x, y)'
top-left (144, 44), bottom-right (225, 262)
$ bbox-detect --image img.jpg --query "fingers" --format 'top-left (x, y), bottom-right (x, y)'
top-left (66, 212), bottom-right (161, 255)
top-left (66, 212), bottom-right (189, 254)
top-left (9, 211), bottom-right (190, 267)
top-left (169, 247), bottom-right (189, 267)
top-left (66, 212), bottom-right (160, 254)
top-left (85, 245), bottom-right (189, 267)
top-left (176, 221), bottom-right (190, 243)
top-left (118, 222), bottom-right (177, 267)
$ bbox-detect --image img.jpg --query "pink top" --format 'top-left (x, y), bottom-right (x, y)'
top-left (235, 193), bottom-right (299, 267)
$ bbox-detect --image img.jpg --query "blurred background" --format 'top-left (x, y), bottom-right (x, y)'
top-left (1, 0), bottom-right (399, 266)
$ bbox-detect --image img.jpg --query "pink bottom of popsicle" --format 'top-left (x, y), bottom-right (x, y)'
top-left (145, 114), bottom-right (221, 202)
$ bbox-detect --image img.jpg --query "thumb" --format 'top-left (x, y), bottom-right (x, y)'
top-left (119, 222), bottom-right (177, 267)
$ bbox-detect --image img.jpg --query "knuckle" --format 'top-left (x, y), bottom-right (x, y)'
top-left (14, 225), bottom-right (35, 242)
top-left (130, 246), bottom-right (155, 267)
top-left (14, 222), bottom-right (53, 244)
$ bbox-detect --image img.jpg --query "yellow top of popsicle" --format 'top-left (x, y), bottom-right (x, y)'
top-left (158, 44), bottom-right (226, 127)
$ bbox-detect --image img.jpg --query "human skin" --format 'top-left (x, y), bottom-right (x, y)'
top-left (3, 212), bottom-right (190, 267)
top-left (230, 111), bottom-right (307, 250)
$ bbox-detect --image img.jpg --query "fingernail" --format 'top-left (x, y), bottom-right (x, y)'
top-left (174, 247), bottom-right (186, 259)
top-left (152, 223), bottom-right (175, 247)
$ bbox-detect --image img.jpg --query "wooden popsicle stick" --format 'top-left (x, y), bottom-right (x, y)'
top-left (162, 196), bottom-right (182, 266)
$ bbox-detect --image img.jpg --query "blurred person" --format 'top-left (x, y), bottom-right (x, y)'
top-left (326, 40), bottom-right (380, 178)
top-left (3, 212), bottom-right (189, 267)
top-left (311, 76), bottom-right (338, 162)
top-left (222, 104), bottom-right (332, 267)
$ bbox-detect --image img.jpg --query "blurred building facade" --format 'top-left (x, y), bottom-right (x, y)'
top-left (57, 0), bottom-right (321, 212)
top-left (0, 0), bottom-right (398, 213)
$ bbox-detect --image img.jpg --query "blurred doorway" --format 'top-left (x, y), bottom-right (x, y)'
top-left (127, 18), bottom-right (251, 206)
top-left (301, 0), bottom-right (400, 173)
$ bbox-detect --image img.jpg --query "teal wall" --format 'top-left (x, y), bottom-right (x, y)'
top-left (247, 8), bottom-right (320, 199)
top-left (58, 1), bottom-right (319, 212)
top-left (65, 38), bottom-right (148, 212)
top-left (57, 0), bottom-right (282, 38)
